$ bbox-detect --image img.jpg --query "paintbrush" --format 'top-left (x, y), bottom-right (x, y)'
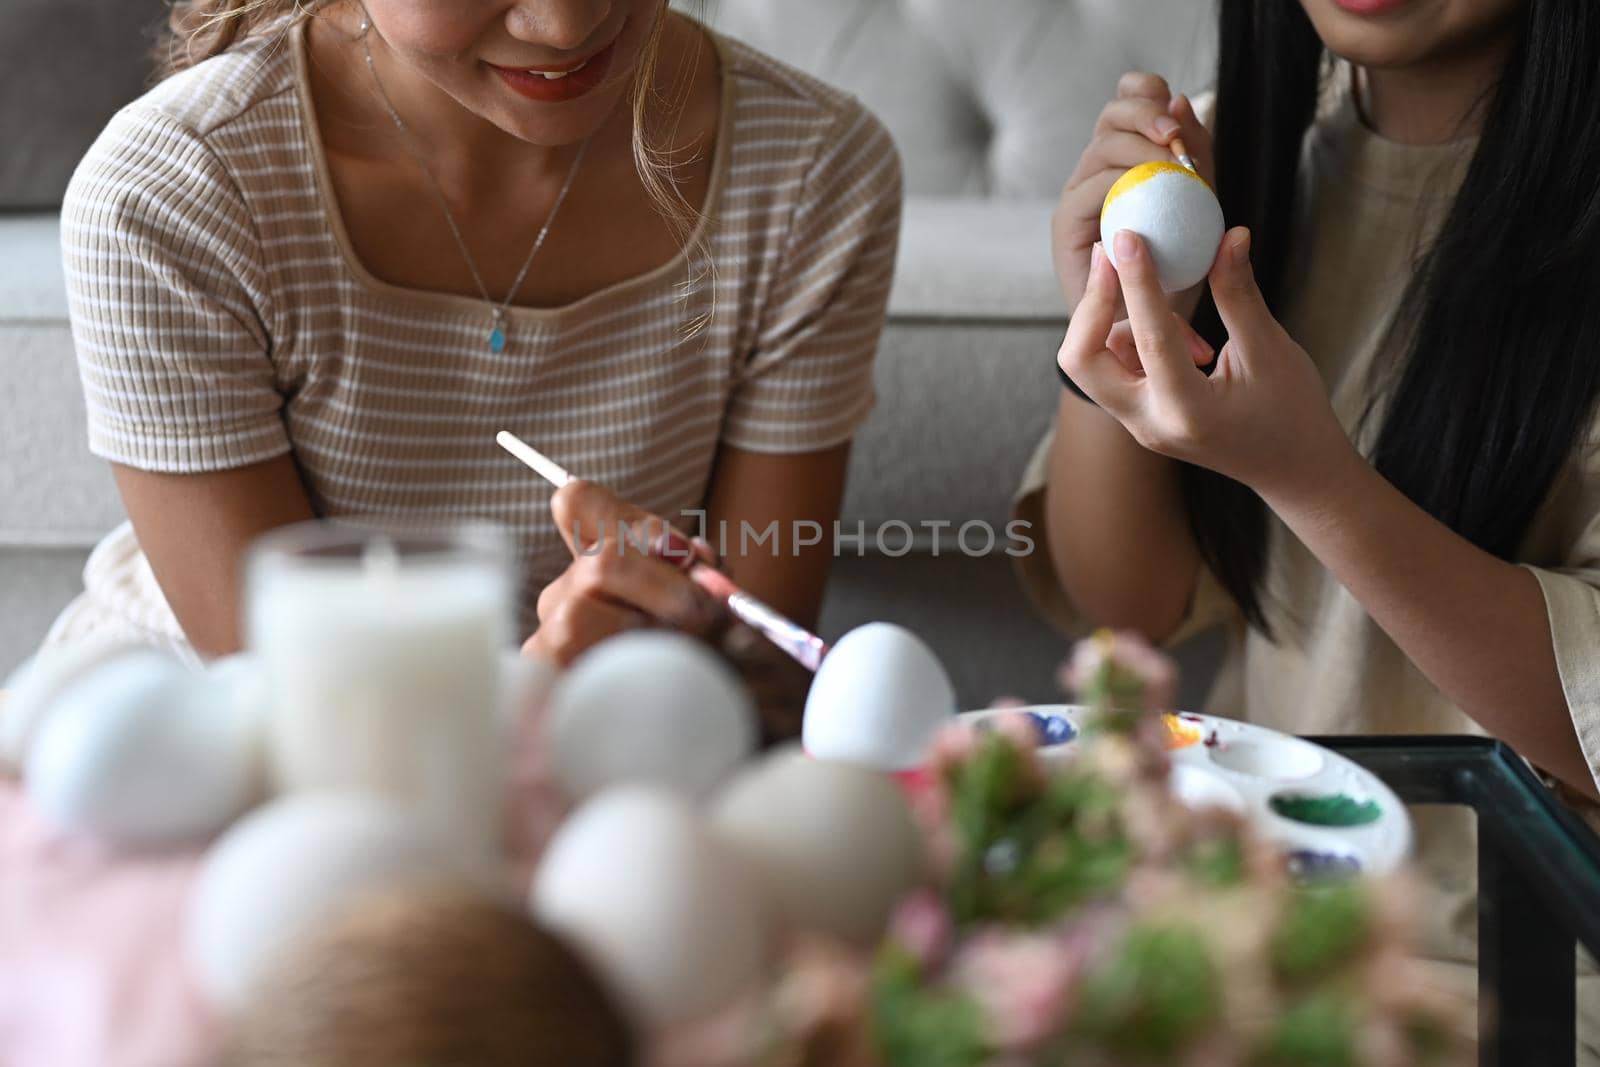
top-left (1170, 136), bottom-right (1199, 174)
top-left (496, 431), bottom-right (830, 672)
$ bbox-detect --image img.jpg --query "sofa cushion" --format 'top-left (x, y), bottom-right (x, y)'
top-left (0, 1), bottom-right (167, 208)
top-left (696, 0), bottom-right (1217, 198)
top-left (895, 199), bottom-right (1061, 320)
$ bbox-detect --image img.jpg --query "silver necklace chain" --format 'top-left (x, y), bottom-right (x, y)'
top-left (360, 21), bottom-right (591, 351)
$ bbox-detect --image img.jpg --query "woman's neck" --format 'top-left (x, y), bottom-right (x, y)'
top-left (1359, 34), bottom-right (1513, 146)
top-left (309, 5), bottom-right (631, 195)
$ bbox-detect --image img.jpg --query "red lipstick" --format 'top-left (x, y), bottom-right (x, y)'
top-left (1332, 0), bottom-right (1411, 15)
top-left (488, 39), bottom-right (617, 104)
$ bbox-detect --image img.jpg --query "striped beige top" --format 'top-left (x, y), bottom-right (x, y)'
top-left (50, 17), bottom-right (902, 655)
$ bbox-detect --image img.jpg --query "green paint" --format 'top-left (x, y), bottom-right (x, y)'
top-left (1270, 793), bottom-right (1382, 828)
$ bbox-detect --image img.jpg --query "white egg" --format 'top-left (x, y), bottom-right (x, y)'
top-left (544, 632), bottom-right (756, 802)
top-left (709, 745), bottom-right (924, 946)
top-left (1101, 161), bottom-right (1226, 293)
top-left (25, 651), bottom-right (263, 848)
top-left (501, 650), bottom-right (559, 731)
top-left (0, 637), bottom-right (141, 776)
top-left (186, 792), bottom-right (454, 1013)
top-left (801, 623), bottom-right (955, 771)
top-left (531, 786), bottom-right (770, 1025)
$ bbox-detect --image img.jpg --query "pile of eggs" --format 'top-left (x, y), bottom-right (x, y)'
top-left (1, 619), bottom-right (959, 1052)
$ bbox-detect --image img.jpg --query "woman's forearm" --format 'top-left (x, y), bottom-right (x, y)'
top-left (1263, 444), bottom-right (1597, 799)
top-left (1044, 390), bottom-right (1202, 642)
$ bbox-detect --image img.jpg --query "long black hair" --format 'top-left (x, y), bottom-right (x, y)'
top-left (1187, 0), bottom-right (1600, 634)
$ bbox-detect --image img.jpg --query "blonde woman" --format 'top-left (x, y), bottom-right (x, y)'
top-left (50, 0), bottom-right (901, 688)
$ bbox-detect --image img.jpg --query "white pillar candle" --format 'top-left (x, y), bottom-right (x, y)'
top-left (246, 522), bottom-right (513, 864)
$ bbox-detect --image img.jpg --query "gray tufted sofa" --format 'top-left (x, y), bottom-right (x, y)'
top-left (0, 0), bottom-right (1217, 704)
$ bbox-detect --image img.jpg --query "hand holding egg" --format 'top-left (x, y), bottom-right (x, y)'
top-left (1060, 226), bottom-right (1352, 498)
top-left (1053, 72), bottom-right (1214, 312)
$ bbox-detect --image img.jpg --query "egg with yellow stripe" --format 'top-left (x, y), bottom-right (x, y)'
top-left (1101, 161), bottom-right (1225, 293)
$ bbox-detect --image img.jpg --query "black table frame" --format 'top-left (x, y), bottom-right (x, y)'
top-left (1314, 736), bottom-right (1600, 1067)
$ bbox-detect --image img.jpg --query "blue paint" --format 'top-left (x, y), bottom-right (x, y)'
top-left (1285, 850), bottom-right (1363, 885)
top-left (1027, 711), bottom-right (1078, 746)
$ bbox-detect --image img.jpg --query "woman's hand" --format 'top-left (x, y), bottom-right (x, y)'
top-left (1060, 228), bottom-right (1355, 499)
top-left (1053, 72), bottom-right (1214, 316)
top-left (524, 480), bottom-right (724, 666)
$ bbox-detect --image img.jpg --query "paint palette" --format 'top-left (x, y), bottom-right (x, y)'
top-left (961, 706), bottom-right (1412, 881)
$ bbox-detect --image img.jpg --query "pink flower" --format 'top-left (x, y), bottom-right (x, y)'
top-left (949, 930), bottom-right (1081, 1051)
top-left (887, 889), bottom-right (953, 971)
top-left (928, 720), bottom-right (983, 774)
top-left (1059, 630), bottom-right (1179, 711)
top-left (991, 711), bottom-right (1045, 751)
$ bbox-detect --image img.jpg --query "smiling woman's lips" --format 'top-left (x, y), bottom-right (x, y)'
top-left (1331, 0), bottom-right (1411, 14)
top-left (490, 40), bottom-right (618, 104)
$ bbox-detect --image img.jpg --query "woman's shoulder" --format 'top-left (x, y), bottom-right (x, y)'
top-left (119, 25), bottom-right (300, 147)
top-left (68, 25), bottom-right (301, 212)
top-left (714, 33), bottom-right (900, 183)
top-left (63, 27), bottom-right (304, 246)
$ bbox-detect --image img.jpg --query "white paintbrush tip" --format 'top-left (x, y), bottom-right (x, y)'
top-left (496, 431), bottom-right (572, 489)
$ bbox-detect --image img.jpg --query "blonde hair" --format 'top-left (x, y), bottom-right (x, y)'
top-left (159, 0), bottom-right (712, 330)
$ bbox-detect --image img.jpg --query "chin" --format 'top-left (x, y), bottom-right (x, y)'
top-left (490, 92), bottom-right (629, 149)
top-left (1297, 0), bottom-right (1523, 71)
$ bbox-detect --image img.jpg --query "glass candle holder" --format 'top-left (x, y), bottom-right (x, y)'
top-left (245, 520), bottom-right (513, 861)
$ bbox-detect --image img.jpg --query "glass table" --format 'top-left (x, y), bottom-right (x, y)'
top-left (1315, 736), bottom-right (1600, 1067)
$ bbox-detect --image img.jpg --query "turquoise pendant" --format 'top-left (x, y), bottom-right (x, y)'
top-left (488, 324), bottom-right (506, 353)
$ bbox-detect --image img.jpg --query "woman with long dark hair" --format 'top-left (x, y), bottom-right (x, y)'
top-left (1019, 0), bottom-right (1600, 1043)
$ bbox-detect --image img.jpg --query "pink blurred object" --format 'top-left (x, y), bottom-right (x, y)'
top-left (0, 782), bottom-right (223, 1067)
top-left (0, 695), bottom-right (572, 1067)
top-left (1059, 629), bottom-right (1179, 711)
top-left (948, 929), bottom-right (1084, 1052)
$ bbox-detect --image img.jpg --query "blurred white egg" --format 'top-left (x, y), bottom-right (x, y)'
top-left (501, 650), bottom-right (559, 731)
top-left (802, 623), bottom-right (955, 771)
top-left (1101, 161), bottom-right (1226, 293)
top-left (186, 792), bottom-right (454, 1013)
top-left (709, 745), bottom-right (924, 946)
top-left (544, 632), bottom-right (756, 802)
top-left (532, 786), bottom-right (770, 1025)
top-left (0, 637), bottom-right (140, 776)
top-left (25, 651), bottom-right (263, 848)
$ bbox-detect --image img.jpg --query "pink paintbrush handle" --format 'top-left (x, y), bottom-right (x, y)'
top-left (649, 536), bottom-right (829, 672)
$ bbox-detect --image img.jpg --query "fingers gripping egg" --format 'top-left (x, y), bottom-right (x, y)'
top-left (1101, 161), bottom-right (1226, 293)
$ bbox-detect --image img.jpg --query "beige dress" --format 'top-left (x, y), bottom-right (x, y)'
top-left (48, 15), bottom-right (903, 661)
top-left (1016, 71), bottom-right (1600, 1053)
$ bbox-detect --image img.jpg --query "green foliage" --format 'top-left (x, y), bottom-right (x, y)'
top-left (1271, 884), bottom-right (1372, 983)
top-left (1183, 832), bottom-right (1248, 888)
top-left (944, 735), bottom-right (1133, 926)
top-left (1253, 990), bottom-right (1360, 1067)
top-left (1072, 923), bottom-right (1222, 1058)
top-left (869, 947), bottom-right (989, 1067)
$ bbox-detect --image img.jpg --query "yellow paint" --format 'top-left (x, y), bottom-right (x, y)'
top-left (1102, 161), bottom-right (1213, 220)
top-left (1163, 713), bottom-right (1204, 750)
